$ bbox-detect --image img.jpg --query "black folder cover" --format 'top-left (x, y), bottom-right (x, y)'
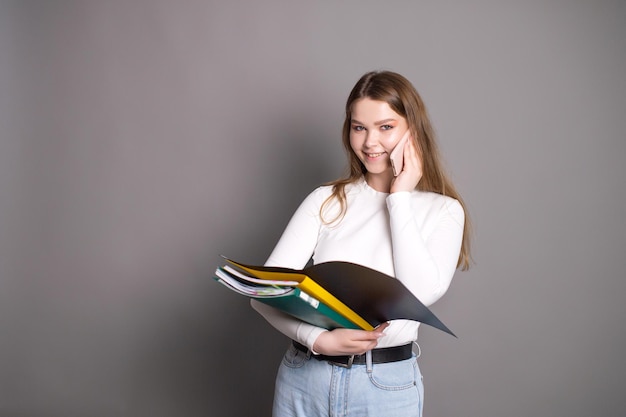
top-left (236, 260), bottom-right (456, 337)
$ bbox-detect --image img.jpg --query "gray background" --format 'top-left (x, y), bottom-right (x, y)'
top-left (1, 1), bottom-right (625, 416)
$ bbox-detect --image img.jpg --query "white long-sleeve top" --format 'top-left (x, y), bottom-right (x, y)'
top-left (252, 177), bottom-right (464, 350)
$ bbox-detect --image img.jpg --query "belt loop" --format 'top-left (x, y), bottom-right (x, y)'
top-left (413, 342), bottom-right (421, 359)
top-left (366, 350), bottom-right (373, 372)
top-left (331, 355), bottom-right (354, 368)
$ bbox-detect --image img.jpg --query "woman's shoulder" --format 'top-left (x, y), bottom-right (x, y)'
top-left (295, 184), bottom-right (334, 209)
top-left (307, 184), bottom-right (334, 199)
top-left (305, 179), bottom-right (363, 200)
top-left (297, 180), bottom-right (365, 218)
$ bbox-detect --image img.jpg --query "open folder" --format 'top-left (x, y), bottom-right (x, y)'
top-left (214, 257), bottom-right (455, 337)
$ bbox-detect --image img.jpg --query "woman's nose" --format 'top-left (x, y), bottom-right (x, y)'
top-left (364, 131), bottom-right (379, 147)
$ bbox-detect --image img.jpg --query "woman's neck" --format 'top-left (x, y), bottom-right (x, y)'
top-left (364, 171), bottom-right (393, 193)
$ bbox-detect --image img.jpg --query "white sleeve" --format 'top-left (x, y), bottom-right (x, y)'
top-left (386, 192), bottom-right (465, 306)
top-left (264, 188), bottom-right (327, 269)
top-left (250, 188), bottom-right (329, 349)
top-left (250, 300), bottom-right (327, 348)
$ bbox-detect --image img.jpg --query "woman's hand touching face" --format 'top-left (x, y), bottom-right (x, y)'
top-left (390, 133), bottom-right (423, 193)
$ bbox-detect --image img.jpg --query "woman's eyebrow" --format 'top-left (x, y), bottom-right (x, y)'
top-left (351, 118), bottom-right (397, 126)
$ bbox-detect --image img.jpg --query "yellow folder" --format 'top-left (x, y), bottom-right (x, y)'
top-left (224, 258), bottom-right (374, 330)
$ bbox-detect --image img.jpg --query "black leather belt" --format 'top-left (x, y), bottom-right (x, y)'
top-left (292, 341), bottom-right (413, 368)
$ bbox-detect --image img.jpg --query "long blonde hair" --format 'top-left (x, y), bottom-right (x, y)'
top-left (322, 70), bottom-right (472, 270)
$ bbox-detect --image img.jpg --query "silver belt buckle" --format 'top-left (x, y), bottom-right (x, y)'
top-left (330, 355), bottom-right (355, 369)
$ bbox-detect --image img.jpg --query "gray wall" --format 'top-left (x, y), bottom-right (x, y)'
top-left (1, 1), bottom-right (625, 416)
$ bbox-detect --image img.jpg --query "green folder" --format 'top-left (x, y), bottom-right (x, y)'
top-left (255, 287), bottom-right (360, 330)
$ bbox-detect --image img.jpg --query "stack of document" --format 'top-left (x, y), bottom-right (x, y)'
top-left (214, 257), bottom-right (455, 336)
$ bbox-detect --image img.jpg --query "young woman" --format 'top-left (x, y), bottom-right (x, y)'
top-left (251, 70), bottom-right (471, 417)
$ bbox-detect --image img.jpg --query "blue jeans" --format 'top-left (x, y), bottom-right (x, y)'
top-left (273, 343), bottom-right (424, 417)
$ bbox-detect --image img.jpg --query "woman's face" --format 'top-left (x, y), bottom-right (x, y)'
top-left (349, 98), bottom-right (409, 179)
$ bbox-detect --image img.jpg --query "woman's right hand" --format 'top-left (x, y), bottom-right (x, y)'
top-left (312, 322), bottom-right (390, 356)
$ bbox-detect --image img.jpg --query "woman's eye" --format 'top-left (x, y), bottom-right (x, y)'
top-left (381, 125), bottom-right (393, 131)
top-left (352, 125), bottom-right (365, 132)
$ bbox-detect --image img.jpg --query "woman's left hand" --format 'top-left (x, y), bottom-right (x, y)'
top-left (390, 134), bottom-right (422, 193)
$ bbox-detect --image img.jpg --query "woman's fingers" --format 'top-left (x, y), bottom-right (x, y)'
top-left (312, 324), bottom-right (389, 356)
top-left (390, 135), bottom-right (422, 193)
